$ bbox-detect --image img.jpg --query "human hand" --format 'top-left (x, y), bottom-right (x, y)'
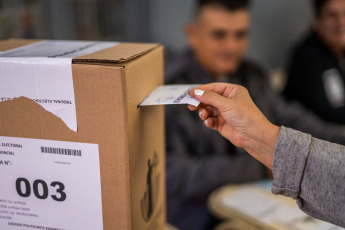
top-left (188, 83), bottom-right (280, 169)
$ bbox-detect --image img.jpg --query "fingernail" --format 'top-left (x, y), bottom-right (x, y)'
top-left (205, 119), bottom-right (208, 125)
top-left (194, 89), bottom-right (205, 96)
top-left (199, 111), bottom-right (202, 118)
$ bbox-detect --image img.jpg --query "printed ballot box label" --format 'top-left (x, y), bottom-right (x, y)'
top-left (0, 136), bottom-right (103, 230)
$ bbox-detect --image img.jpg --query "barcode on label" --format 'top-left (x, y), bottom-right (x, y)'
top-left (41, 146), bottom-right (82, 156)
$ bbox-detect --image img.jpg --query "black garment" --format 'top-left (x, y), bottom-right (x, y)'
top-left (284, 30), bottom-right (345, 124)
top-left (165, 50), bottom-right (345, 230)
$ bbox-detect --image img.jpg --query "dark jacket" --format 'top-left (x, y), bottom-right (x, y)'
top-left (165, 50), bottom-right (345, 230)
top-left (284, 30), bottom-right (345, 124)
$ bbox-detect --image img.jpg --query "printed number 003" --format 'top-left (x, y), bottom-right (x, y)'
top-left (16, 178), bottom-right (66, 202)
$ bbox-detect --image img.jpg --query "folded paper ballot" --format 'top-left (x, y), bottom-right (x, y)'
top-left (139, 85), bottom-right (201, 107)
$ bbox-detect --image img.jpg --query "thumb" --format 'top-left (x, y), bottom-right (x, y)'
top-left (194, 89), bottom-right (230, 110)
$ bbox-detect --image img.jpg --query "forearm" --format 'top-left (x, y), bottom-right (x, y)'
top-left (190, 82), bottom-right (345, 226)
top-left (272, 127), bottom-right (345, 227)
top-left (243, 121), bottom-right (280, 169)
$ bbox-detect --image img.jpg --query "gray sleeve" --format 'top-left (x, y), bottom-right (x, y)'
top-left (272, 126), bottom-right (345, 227)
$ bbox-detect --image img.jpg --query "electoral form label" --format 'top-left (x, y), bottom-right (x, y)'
top-left (139, 85), bottom-right (201, 107)
top-left (0, 136), bottom-right (103, 230)
top-left (0, 40), bottom-right (118, 132)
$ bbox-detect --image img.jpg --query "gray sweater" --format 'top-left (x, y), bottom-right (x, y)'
top-left (272, 126), bottom-right (345, 227)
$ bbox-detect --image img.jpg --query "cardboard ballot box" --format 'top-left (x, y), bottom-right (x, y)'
top-left (0, 39), bottom-right (165, 230)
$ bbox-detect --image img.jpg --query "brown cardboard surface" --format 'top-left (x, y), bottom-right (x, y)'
top-left (125, 46), bottom-right (165, 230)
top-left (0, 38), bottom-right (41, 51)
top-left (0, 39), bottom-right (165, 230)
top-left (76, 42), bottom-right (160, 64)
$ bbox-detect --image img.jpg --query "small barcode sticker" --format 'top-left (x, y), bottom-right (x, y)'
top-left (41, 146), bottom-right (82, 156)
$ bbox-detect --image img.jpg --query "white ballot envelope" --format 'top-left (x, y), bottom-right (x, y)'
top-left (139, 84), bottom-right (201, 107)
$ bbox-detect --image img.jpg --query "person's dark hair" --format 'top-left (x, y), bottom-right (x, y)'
top-left (313, 0), bottom-right (330, 17)
top-left (195, 0), bottom-right (251, 15)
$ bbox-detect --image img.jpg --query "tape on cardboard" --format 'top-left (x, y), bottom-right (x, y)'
top-left (0, 40), bottom-right (118, 132)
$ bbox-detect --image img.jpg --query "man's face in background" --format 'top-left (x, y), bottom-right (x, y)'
top-left (315, 0), bottom-right (345, 53)
top-left (186, 5), bottom-right (250, 77)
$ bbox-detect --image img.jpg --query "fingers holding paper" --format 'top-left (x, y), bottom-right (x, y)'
top-left (188, 83), bottom-right (252, 148)
top-left (188, 83), bottom-right (280, 169)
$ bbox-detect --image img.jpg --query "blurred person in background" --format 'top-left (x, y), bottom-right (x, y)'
top-left (165, 0), bottom-right (345, 229)
top-left (284, 0), bottom-right (345, 124)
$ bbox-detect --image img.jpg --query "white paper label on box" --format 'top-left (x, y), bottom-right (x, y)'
top-left (0, 40), bottom-right (119, 132)
top-left (0, 136), bottom-right (103, 230)
top-left (139, 84), bottom-right (201, 107)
